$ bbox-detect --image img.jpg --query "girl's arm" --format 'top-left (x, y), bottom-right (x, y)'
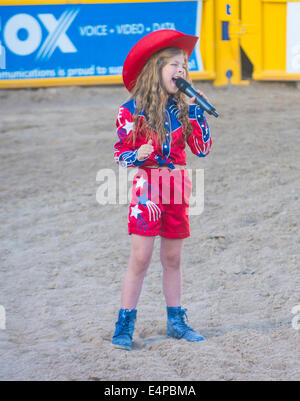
top-left (187, 104), bottom-right (212, 158)
top-left (114, 105), bottom-right (150, 167)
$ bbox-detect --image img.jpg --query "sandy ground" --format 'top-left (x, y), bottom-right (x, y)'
top-left (0, 81), bottom-right (299, 381)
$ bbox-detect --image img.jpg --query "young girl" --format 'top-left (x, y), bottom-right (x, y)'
top-left (112, 30), bottom-right (212, 350)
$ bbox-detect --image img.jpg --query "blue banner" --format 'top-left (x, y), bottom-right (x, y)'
top-left (0, 1), bottom-right (203, 81)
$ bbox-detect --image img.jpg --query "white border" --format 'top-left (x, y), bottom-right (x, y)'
top-left (286, 2), bottom-right (300, 73)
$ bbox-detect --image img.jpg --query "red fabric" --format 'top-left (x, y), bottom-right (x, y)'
top-left (128, 168), bottom-right (192, 239)
top-left (114, 98), bottom-right (212, 238)
top-left (114, 99), bottom-right (212, 168)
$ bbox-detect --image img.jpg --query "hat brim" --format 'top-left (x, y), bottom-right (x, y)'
top-left (122, 29), bottom-right (199, 92)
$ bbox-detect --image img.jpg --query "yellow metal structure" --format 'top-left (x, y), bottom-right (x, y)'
top-left (193, 0), bottom-right (216, 82)
top-left (214, 0), bottom-right (248, 85)
top-left (214, 0), bottom-right (300, 84)
top-left (241, 0), bottom-right (300, 81)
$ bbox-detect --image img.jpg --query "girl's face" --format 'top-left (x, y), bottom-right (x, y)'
top-left (161, 53), bottom-right (187, 95)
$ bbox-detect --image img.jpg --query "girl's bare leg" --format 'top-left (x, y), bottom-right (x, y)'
top-left (121, 234), bottom-right (156, 310)
top-left (160, 237), bottom-right (184, 307)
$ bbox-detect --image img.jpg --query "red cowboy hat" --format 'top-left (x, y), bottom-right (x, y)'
top-left (122, 29), bottom-right (198, 92)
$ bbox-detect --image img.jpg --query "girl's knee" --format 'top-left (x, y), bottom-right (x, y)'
top-left (130, 250), bottom-right (152, 275)
top-left (161, 253), bottom-right (181, 270)
top-left (131, 235), bottom-right (154, 263)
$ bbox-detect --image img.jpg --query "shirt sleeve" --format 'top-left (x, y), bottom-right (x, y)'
top-left (187, 105), bottom-right (212, 158)
top-left (113, 105), bottom-right (148, 168)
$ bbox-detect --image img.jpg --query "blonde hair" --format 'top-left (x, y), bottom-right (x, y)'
top-left (126, 47), bottom-right (193, 145)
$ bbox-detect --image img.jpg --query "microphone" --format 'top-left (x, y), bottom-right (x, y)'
top-left (175, 78), bottom-right (219, 118)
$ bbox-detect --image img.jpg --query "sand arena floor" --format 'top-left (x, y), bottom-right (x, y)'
top-left (0, 81), bottom-right (299, 381)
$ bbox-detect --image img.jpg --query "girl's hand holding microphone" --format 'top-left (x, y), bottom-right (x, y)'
top-left (137, 139), bottom-right (154, 161)
top-left (189, 89), bottom-right (209, 104)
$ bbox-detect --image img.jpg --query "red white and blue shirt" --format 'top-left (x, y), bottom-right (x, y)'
top-left (114, 97), bottom-right (212, 169)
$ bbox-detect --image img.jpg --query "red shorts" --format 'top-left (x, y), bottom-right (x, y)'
top-left (128, 167), bottom-right (192, 239)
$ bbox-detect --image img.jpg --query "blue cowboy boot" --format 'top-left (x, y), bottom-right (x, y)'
top-left (111, 309), bottom-right (137, 350)
top-left (166, 306), bottom-right (205, 342)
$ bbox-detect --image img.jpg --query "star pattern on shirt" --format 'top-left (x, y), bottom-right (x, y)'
top-left (122, 120), bottom-right (134, 135)
top-left (135, 176), bottom-right (147, 189)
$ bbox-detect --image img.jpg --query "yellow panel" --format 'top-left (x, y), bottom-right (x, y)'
top-left (262, 0), bottom-right (298, 3)
top-left (240, 0), bottom-right (262, 76)
top-left (0, 0), bottom-right (197, 5)
top-left (253, 71), bottom-right (300, 80)
top-left (241, 0), bottom-right (300, 81)
top-left (262, 1), bottom-right (286, 71)
top-left (214, 0), bottom-right (248, 86)
top-left (199, 0), bottom-right (216, 79)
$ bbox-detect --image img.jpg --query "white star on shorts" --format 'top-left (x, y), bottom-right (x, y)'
top-left (130, 205), bottom-right (142, 219)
